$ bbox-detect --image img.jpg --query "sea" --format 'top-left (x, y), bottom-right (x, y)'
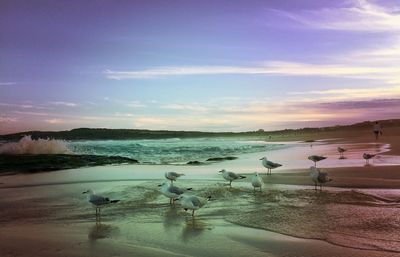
top-left (0, 136), bottom-right (288, 165)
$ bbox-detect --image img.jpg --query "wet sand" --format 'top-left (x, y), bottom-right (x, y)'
top-left (1, 131), bottom-right (400, 257)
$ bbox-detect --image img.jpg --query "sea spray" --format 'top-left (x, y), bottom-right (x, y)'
top-left (0, 135), bottom-right (71, 154)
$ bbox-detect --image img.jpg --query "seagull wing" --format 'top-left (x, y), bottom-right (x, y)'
top-left (89, 194), bottom-right (110, 206)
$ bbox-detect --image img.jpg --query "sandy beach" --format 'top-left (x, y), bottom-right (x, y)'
top-left (1, 128), bottom-right (400, 257)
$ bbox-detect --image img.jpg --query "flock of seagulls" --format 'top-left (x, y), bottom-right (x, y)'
top-left (83, 145), bottom-right (379, 218)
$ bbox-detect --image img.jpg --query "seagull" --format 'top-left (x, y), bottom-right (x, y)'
top-left (251, 172), bottom-right (263, 192)
top-left (176, 194), bottom-right (211, 217)
top-left (309, 166), bottom-right (332, 191)
top-left (308, 155), bottom-right (327, 167)
top-left (158, 181), bottom-right (192, 204)
top-left (165, 171), bottom-right (185, 184)
top-left (260, 157), bottom-right (282, 175)
top-left (82, 189), bottom-right (120, 218)
top-left (219, 169), bottom-right (246, 187)
top-left (337, 147), bottom-right (347, 158)
top-left (363, 153), bottom-right (376, 164)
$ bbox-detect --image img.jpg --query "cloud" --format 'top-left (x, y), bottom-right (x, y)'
top-left (104, 61), bottom-right (400, 85)
top-left (50, 101), bottom-right (77, 107)
top-left (0, 116), bottom-right (17, 123)
top-left (270, 0), bottom-right (400, 32)
top-left (45, 119), bottom-right (64, 124)
top-left (160, 103), bottom-right (209, 112)
top-left (0, 102), bottom-right (48, 110)
top-left (13, 111), bottom-right (49, 116)
top-left (0, 82), bottom-right (16, 86)
top-left (288, 86), bottom-right (400, 101)
top-left (126, 101), bottom-right (147, 108)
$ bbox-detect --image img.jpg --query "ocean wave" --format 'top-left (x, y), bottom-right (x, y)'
top-left (0, 135), bottom-right (72, 155)
top-left (67, 138), bottom-right (288, 164)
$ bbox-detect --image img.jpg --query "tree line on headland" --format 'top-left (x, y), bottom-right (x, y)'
top-left (1, 119), bottom-right (399, 141)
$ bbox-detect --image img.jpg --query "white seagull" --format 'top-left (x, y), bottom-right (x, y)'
top-left (363, 153), bottom-right (376, 164)
top-left (158, 181), bottom-right (192, 204)
top-left (308, 155), bottom-right (327, 167)
top-left (219, 169), bottom-right (246, 187)
top-left (82, 189), bottom-right (120, 218)
top-left (309, 166), bottom-right (332, 191)
top-left (260, 157), bottom-right (282, 175)
top-left (177, 194), bottom-right (211, 217)
top-left (337, 147), bottom-right (347, 158)
top-left (251, 172), bottom-right (263, 192)
top-left (165, 171), bottom-right (185, 184)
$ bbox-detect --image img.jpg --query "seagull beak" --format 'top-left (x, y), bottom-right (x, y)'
top-left (259, 158), bottom-right (263, 160)
top-left (82, 191), bottom-right (88, 194)
top-left (158, 184), bottom-right (162, 187)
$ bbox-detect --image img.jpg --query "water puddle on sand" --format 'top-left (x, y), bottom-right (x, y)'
top-left (1, 180), bottom-right (400, 256)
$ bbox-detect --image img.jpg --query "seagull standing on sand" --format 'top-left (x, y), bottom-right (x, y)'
top-left (165, 172), bottom-right (185, 184)
top-left (251, 172), bottom-right (263, 192)
top-left (219, 169), bottom-right (246, 187)
top-left (158, 182), bottom-right (192, 204)
top-left (176, 194), bottom-right (211, 217)
top-left (337, 147), bottom-right (347, 158)
top-left (260, 157), bottom-right (282, 175)
top-left (82, 189), bottom-right (120, 218)
top-left (309, 166), bottom-right (332, 191)
top-left (363, 153), bottom-right (376, 164)
top-left (308, 155), bottom-right (327, 167)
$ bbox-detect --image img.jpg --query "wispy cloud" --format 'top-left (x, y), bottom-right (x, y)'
top-left (13, 111), bottom-right (49, 116)
top-left (104, 61), bottom-right (400, 84)
top-left (126, 101), bottom-right (147, 108)
top-left (271, 0), bottom-right (400, 32)
top-left (0, 82), bottom-right (16, 86)
top-left (50, 101), bottom-right (77, 107)
top-left (288, 86), bottom-right (400, 101)
top-left (45, 119), bottom-right (64, 124)
top-left (0, 116), bottom-right (17, 123)
top-left (0, 102), bottom-right (48, 110)
top-left (160, 103), bottom-right (209, 112)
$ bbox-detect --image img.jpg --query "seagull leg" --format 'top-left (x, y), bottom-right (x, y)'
top-left (192, 210), bottom-right (194, 217)
top-left (314, 182), bottom-right (317, 191)
top-left (229, 181), bottom-right (232, 188)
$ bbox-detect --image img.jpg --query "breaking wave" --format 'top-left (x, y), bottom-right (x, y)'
top-left (0, 135), bottom-right (72, 155)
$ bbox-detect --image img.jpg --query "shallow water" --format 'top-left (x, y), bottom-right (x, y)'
top-left (1, 179), bottom-right (400, 256)
top-left (2, 139), bottom-right (400, 256)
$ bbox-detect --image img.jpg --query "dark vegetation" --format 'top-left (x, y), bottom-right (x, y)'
top-left (1, 119), bottom-right (399, 141)
top-left (0, 154), bottom-right (138, 174)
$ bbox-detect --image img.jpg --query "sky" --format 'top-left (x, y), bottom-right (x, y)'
top-left (1, 0), bottom-right (400, 134)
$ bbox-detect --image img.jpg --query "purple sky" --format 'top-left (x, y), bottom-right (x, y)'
top-left (1, 0), bottom-right (400, 134)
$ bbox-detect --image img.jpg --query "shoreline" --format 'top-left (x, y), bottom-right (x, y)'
top-left (1, 130), bottom-right (400, 256)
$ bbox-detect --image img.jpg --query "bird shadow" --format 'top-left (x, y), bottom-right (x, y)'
top-left (88, 222), bottom-right (119, 241)
top-left (162, 205), bottom-right (185, 230)
top-left (180, 217), bottom-right (211, 243)
top-left (339, 156), bottom-right (347, 160)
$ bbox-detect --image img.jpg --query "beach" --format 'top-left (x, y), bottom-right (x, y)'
top-left (1, 129), bottom-right (400, 257)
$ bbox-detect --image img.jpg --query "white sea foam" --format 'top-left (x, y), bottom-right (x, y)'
top-left (0, 135), bottom-right (71, 155)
